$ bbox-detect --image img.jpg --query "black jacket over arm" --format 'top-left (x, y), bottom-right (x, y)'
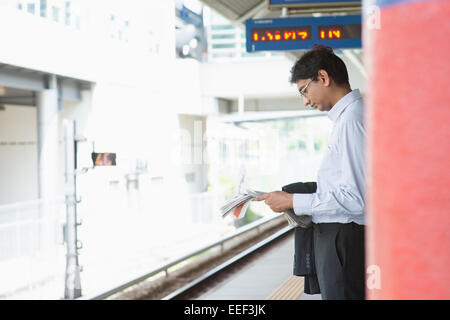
top-left (282, 182), bottom-right (320, 295)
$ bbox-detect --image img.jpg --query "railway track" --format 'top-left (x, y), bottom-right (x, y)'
top-left (162, 225), bottom-right (294, 300)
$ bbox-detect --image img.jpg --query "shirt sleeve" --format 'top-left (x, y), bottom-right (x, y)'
top-left (293, 119), bottom-right (366, 217)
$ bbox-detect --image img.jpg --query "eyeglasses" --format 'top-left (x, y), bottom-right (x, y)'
top-left (299, 79), bottom-right (313, 98)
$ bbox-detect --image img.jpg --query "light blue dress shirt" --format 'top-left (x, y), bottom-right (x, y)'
top-left (293, 89), bottom-right (366, 225)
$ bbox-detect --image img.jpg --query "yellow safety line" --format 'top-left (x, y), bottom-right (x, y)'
top-left (266, 275), bottom-right (304, 300)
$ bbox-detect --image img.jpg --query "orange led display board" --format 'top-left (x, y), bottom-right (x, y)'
top-left (246, 15), bottom-right (362, 51)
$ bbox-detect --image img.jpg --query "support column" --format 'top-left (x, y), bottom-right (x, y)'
top-left (238, 94), bottom-right (245, 115)
top-left (364, 0), bottom-right (450, 299)
top-left (37, 75), bottom-right (59, 253)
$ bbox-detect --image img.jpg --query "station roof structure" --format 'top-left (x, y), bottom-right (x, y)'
top-left (199, 0), bottom-right (361, 22)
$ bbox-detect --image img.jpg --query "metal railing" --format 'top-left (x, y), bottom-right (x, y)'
top-left (0, 198), bottom-right (66, 299)
top-left (79, 213), bottom-right (287, 300)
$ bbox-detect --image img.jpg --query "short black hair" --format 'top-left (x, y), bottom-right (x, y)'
top-left (289, 44), bottom-right (350, 86)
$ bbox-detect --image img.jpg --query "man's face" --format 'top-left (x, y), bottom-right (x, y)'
top-left (296, 77), bottom-right (332, 112)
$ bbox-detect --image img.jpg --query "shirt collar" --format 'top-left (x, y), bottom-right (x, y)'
top-left (327, 89), bottom-right (361, 122)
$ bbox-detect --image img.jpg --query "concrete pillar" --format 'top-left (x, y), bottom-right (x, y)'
top-left (37, 75), bottom-right (60, 253)
top-left (364, 0), bottom-right (450, 299)
top-left (238, 94), bottom-right (245, 115)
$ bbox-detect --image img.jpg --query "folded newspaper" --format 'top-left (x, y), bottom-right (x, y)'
top-left (220, 188), bottom-right (265, 219)
top-left (220, 188), bottom-right (312, 228)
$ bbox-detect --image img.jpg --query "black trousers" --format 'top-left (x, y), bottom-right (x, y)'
top-left (313, 222), bottom-right (365, 300)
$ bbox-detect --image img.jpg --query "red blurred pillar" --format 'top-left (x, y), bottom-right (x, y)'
top-left (364, 0), bottom-right (450, 299)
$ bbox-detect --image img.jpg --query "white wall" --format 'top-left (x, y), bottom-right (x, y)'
top-left (0, 105), bottom-right (39, 204)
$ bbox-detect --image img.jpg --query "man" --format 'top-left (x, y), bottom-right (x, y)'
top-left (254, 45), bottom-right (366, 300)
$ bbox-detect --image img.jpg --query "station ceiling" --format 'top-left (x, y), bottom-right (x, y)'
top-left (199, 0), bottom-right (362, 22)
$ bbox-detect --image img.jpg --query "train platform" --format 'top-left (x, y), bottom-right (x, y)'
top-left (197, 231), bottom-right (322, 300)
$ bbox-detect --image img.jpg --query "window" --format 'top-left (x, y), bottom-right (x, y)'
top-left (65, 1), bottom-right (71, 26)
top-left (211, 25), bottom-right (235, 31)
top-left (110, 15), bottom-right (115, 39)
top-left (27, 3), bottom-right (35, 14)
top-left (212, 43), bottom-right (235, 49)
top-left (75, 15), bottom-right (80, 30)
top-left (211, 34), bottom-right (235, 40)
top-left (52, 6), bottom-right (60, 22)
top-left (40, 0), bottom-right (47, 18)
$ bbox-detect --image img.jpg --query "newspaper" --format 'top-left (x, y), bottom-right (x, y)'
top-left (220, 169), bottom-right (312, 226)
top-left (220, 188), bottom-right (265, 219)
top-left (220, 188), bottom-right (313, 227)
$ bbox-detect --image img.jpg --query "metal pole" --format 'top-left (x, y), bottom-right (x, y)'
top-left (63, 119), bottom-right (82, 299)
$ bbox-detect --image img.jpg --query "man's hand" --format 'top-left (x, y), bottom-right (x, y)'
top-left (254, 191), bottom-right (293, 213)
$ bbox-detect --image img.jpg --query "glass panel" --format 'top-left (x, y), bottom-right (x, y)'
top-left (212, 43), bottom-right (235, 49)
top-left (27, 3), bottom-right (35, 14)
top-left (211, 25), bottom-right (235, 31)
top-left (52, 6), bottom-right (59, 22)
top-left (40, 0), bottom-right (47, 18)
top-left (65, 1), bottom-right (71, 26)
top-left (211, 34), bottom-right (235, 40)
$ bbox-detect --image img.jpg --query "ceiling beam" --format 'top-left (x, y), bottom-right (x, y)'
top-left (0, 68), bottom-right (46, 91)
top-left (236, 1), bottom-right (267, 24)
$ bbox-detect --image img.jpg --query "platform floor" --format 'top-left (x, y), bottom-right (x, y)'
top-left (196, 232), bottom-right (321, 300)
